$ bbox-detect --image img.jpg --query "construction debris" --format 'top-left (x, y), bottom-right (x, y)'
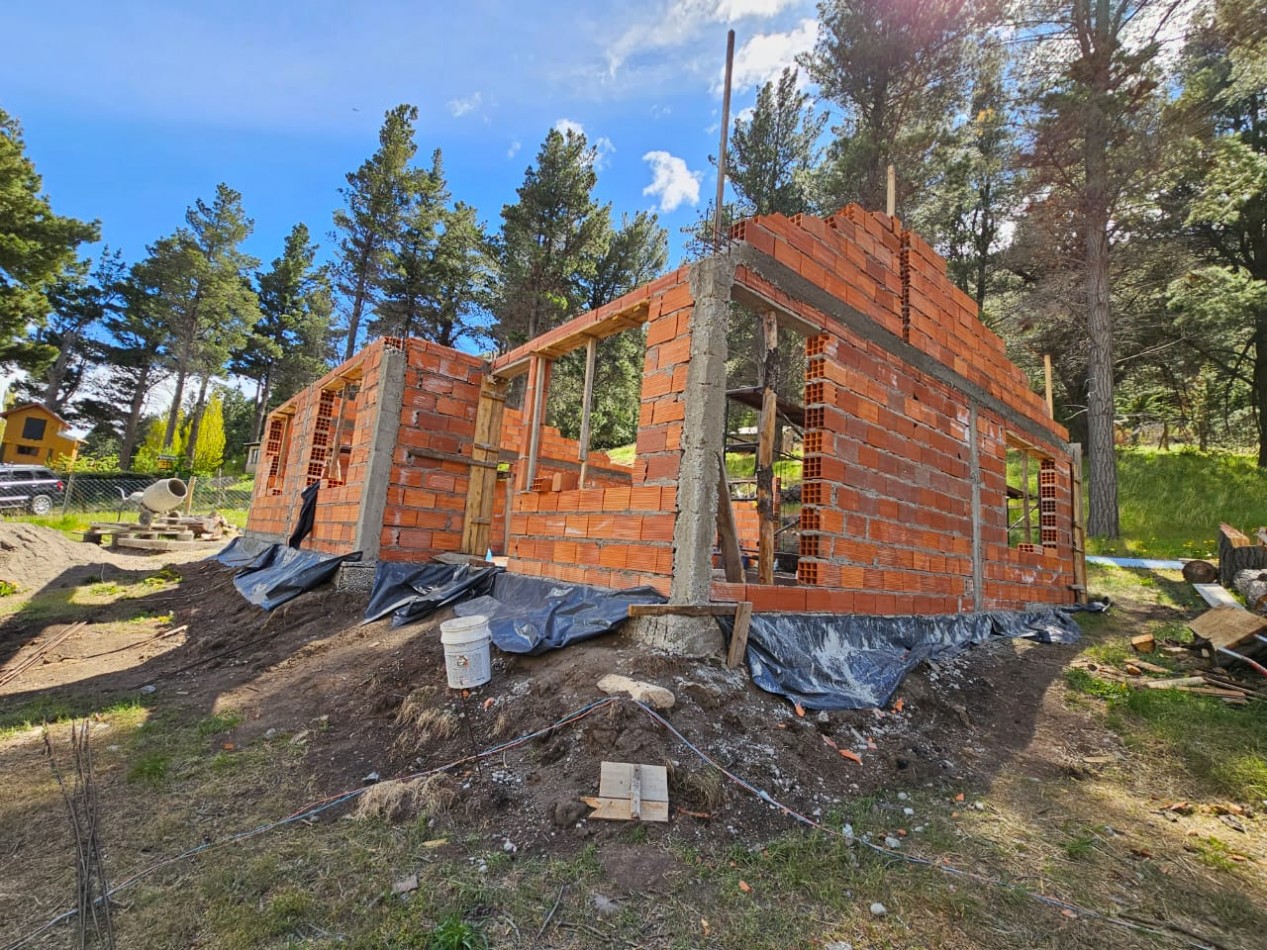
top-left (582, 762), bottom-right (669, 822)
top-left (1188, 606), bottom-right (1267, 650)
top-left (596, 674), bottom-right (676, 710)
top-left (1131, 633), bottom-right (1155, 653)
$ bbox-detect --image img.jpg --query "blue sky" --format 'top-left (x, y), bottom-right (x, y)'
top-left (3, 0), bottom-right (821, 272)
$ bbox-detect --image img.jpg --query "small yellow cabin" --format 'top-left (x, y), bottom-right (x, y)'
top-left (0, 403), bottom-right (80, 465)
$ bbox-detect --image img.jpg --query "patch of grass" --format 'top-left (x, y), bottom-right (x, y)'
top-left (1191, 835), bottom-right (1239, 872)
top-left (127, 751), bottom-right (170, 786)
top-left (1064, 668), bottom-right (1129, 701)
top-left (0, 695), bottom-right (147, 739)
top-left (1087, 448), bottom-right (1267, 559)
top-left (0, 579), bottom-right (18, 597)
top-left (1105, 687), bottom-right (1267, 802)
top-left (88, 581), bottom-right (123, 597)
top-left (428, 913), bottom-right (487, 950)
top-left (197, 710), bottom-right (243, 737)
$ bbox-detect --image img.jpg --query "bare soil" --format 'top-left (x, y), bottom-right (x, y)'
top-left (2, 526), bottom-right (1265, 949)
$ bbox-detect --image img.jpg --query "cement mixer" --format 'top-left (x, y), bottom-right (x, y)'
top-left (136, 477), bottom-right (188, 526)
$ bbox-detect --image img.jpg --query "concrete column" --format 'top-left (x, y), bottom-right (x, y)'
top-left (353, 346), bottom-right (407, 560)
top-left (670, 253), bottom-right (734, 604)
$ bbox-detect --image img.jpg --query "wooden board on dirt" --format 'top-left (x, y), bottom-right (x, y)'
top-left (582, 762), bottom-right (669, 822)
top-left (1188, 606), bottom-right (1267, 650)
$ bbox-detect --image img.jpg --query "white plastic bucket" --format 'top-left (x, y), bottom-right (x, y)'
top-left (440, 615), bottom-right (491, 689)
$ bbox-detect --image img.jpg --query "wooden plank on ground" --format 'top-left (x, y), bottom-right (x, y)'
top-left (1193, 584), bottom-right (1244, 610)
top-left (1188, 606), bottom-right (1267, 650)
top-left (582, 762), bottom-right (669, 822)
top-left (726, 601), bottom-right (753, 669)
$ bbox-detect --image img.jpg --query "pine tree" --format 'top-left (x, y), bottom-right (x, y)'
top-left (371, 150), bottom-right (493, 347)
top-left (0, 108), bottom-right (98, 362)
top-left (12, 250), bottom-right (127, 415)
top-left (1168, 0), bottom-right (1267, 463)
top-left (730, 68), bottom-right (826, 217)
top-left (803, 0), bottom-right (986, 214)
top-left (332, 104), bottom-right (423, 360)
top-left (492, 128), bottom-right (610, 349)
top-left (1019, 0), bottom-right (1181, 537)
top-left (913, 45), bottom-right (1017, 312)
top-left (132, 184), bottom-right (259, 462)
top-left (233, 223), bottom-right (333, 440)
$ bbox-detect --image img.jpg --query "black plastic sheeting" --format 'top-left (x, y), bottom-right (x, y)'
top-left (232, 545), bottom-right (362, 611)
top-left (451, 573), bottom-right (665, 655)
top-left (212, 536), bottom-right (275, 570)
top-left (735, 609), bottom-right (1082, 711)
top-left (363, 562), bottom-right (502, 627)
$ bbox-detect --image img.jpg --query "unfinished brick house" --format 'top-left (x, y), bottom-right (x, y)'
top-left (244, 205), bottom-right (1086, 616)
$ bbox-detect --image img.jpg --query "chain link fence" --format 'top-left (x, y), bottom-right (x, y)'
top-left (0, 472), bottom-right (255, 524)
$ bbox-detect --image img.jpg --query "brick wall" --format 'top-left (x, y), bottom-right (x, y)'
top-left (378, 340), bottom-right (486, 561)
top-left (720, 208), bottom-right (1077, 613)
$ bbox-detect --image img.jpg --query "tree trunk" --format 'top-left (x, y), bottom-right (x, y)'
top-left (42, 330), bottom-right (78, 412)
top-left (163, 364), bottom-right (188, 450)
top-left (119, 364), bottom-right (153, 471)
top-left (1083, 0), bottom-right (1120, 539)
top-left (251, 370), bottom-right (272, 444)
top-left (343, 266), bottom-right (370, 362)
top-left (1255, 311), bottom-right (1267, 467)
top-left (184, 374), bottom-right (212, 466)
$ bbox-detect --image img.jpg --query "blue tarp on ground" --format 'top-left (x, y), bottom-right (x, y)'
top-left (230, 544), bottom-right (362, 611)
top-left (452, 572), bottom-right (666, 654)
top-left (362, 561), bottom-right (502, 627)
top-left (736, 608), bottom-right (1083, 711)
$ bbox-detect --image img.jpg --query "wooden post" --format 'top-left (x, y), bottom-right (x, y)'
top-left (886, 164), bottom-right (896, 217)
top-left (756, 310), bottom-right (779, 585)
top-left (61, 473), bottom-right (75, 516)
top-left (522, 356), bottom-right (547, 491)
top-left (1070, 443), bottom-right (1088, 604)
top-left (1020, 453), bottom-right (1031, 544)
top-left (578, 336), bottom-right (598, 488)
top-left (461, 375), bottom-right (509, 556)
top-left (726, 602), bottom-right (753, 669)
top-left (715, 453), bottom-right (744, 583)
top-left (185, 475), bottom-right (197, 515)
top-left (1043, 353), bottom-right (1055, 419)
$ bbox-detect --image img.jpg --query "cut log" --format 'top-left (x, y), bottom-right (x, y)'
top-left (1131, 633), bottom-right (1155, 653)
top-left (1233, 569), bottom-right (1267, 610)
top-left (1218, 523), bottom-right (1267, 587)
top-left (1181, 560), bottom-right (1218, 584)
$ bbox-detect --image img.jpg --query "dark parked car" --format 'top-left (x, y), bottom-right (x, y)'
top-left (0, 465), bottom-right (66, 515)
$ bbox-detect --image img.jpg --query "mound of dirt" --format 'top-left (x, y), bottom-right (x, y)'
top-left (0, 522), bottom-right (215, 593)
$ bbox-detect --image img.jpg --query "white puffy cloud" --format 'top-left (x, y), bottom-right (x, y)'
top-left (553, 119), bottom-right (616, 170)
top-left (446, 91), bottom-right (482, 117)
top-left (507, 140), bottom-right (521, 159)
top-left (720, 17), bottom-right (817, 93)
top-left (553, 117), bottom-right (585, 138)
top-left (642, 151), bottom-right (702, 212)
top-left (606, 0), bottom-right (806, 75)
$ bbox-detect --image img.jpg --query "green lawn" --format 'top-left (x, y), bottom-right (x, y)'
top-left (1088, 448), bottom-right (1267, 559)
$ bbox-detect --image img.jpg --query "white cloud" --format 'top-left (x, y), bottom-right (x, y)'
top-left (553, 119), bottom-right (616, 170)
top-left (642, 151), bottom-right (702, 212)
top-left (606, 0), bottom-right (806, 76)
top-left (716, 0), bottom-right (799, 20)
top-left (507, 140), bottom-right (522, 159)
top-left (721, 18), bottom-right (817, 93)
top-left (446, 91), bottom-right (483, 117)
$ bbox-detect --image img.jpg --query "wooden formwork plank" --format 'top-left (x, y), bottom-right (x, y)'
top-left (461, 375), bottom-right (510, 556)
